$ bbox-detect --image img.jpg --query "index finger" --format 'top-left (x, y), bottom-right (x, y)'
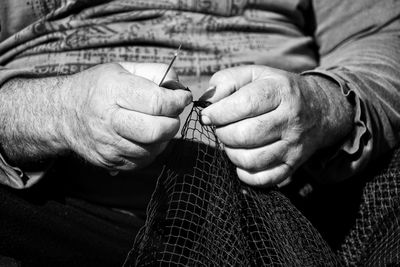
top-left (200, 65), bottom-right (271, 103)
top-left (201, 79), bottom-right (281, 126)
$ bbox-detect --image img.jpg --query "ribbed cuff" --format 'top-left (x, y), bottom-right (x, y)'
top-left (300, 68), bottom-right (372, 183)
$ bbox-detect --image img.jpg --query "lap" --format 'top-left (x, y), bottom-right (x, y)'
top-left (0, 170), bottom-right (144, 267)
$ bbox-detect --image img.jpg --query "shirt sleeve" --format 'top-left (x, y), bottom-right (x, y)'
top-left (0, 66), bottom-right (48, 189)
top-left (302, 0), bottom-right (400, 183)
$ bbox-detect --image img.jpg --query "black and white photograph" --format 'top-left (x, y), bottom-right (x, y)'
top-left (0, 0), bottom-right (399, 266)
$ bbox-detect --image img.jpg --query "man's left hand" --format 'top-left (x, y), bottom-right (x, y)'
top-left (200, 65), bottom-right (353, 187)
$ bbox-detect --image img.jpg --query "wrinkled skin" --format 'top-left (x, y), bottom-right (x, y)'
top-left (60, 62), bottom-right (192, 172)
top-left (201, 65), bottom-right (353, 187)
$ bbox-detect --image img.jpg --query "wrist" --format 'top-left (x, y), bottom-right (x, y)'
top-left (52, 73), bottom-right (86, 156)
top-left (302, 74), bottom-right (355, 149)
top-left (50, 75), bottom-right (74, 154)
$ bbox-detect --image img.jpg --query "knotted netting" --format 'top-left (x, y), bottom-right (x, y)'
top-left (336, 147), bottom-right (400, 266)
top-left (124, 101), bottom-right (341, 266)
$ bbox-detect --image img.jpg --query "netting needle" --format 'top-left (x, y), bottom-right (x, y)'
top-left (159, 44), bottom-right (182, 86)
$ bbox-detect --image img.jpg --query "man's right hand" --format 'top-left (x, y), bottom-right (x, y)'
top-left (57, 62), bottom-right (192, 172)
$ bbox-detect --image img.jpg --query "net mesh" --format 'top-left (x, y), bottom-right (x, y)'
top-left (336, 147), bottom-right (400, 266)
top-left (124, 102), bottom-right (341, 266)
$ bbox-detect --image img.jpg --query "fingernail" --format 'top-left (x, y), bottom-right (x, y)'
top-left (200, 115), bottom-right (211, 125)
top-left (160, 80), bottom-right (187, 90)
top-left (199, 86), bottom-right (216, 101)
top-left (205, 85), bottom-right (216, 91)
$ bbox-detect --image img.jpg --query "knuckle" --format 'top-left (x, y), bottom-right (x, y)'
top-left (280, 140), bottom-right (298, 162)
top-left (286, 131), bottom-right (302, 150)
top-left (96, 146), bottom-right (121, 166)
top-left (234, 125), bottom-right (250, 146)
top-left (240, 93), bottom-right (257, 115)
top-left (241, 153), bottom-right (256, 170)
top-left (149, 91), bottom-right (163, 115)
top-left (210, 71), bottom-right (228, 84)
top-left (98, 63), bottom-right (120, 76)
top-left (97, 67), bottom-right (124, 88)
top-left (271, 76), bottom-right (290, 99)
top-left (259, 149), bottom-right (276, 167)
top-left (211, 70), bottom-right (236, 88)
top-left (285, 145), bottom-right (303, 167)
top-left (280, 74), bottom-right (291, 86)
top-left (280, 139), bottom-right (292, 152)
top-left (105, 62), bottom-right (122, 70)
top-left (289, 101), bottom-right (302, 118)
top-left (280, 164), bottom-right (293, 180)
top-left (253, 118), bottom-right (265, 140)
top-left (147, 124), bottom-right (163, 143)
top-left (272, 73), bottom-right (290, 88)
top-left (231, 149), bottom-right (255, 170)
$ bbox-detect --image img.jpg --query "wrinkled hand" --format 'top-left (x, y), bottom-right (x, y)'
top-left (60, 62), bottom-right (192, 171)
top-left (201, 65), bottom-right (352, 187)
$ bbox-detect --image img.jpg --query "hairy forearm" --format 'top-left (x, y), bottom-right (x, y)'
top-left (0, 76), bottom-right (69, 167)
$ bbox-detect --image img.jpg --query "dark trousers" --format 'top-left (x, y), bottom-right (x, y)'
top-left (0, 166), bottom-right (147, 267)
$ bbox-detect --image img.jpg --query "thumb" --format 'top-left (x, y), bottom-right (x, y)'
top-left (118, 62), bottom-right (179, 84)
top-left (199, 65), bottom-right (265, 103)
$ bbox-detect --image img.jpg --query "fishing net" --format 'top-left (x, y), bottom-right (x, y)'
top-left (124, 101), bottom-right (341, 266)
top-left (336, 147), bottom-right (400, 266)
